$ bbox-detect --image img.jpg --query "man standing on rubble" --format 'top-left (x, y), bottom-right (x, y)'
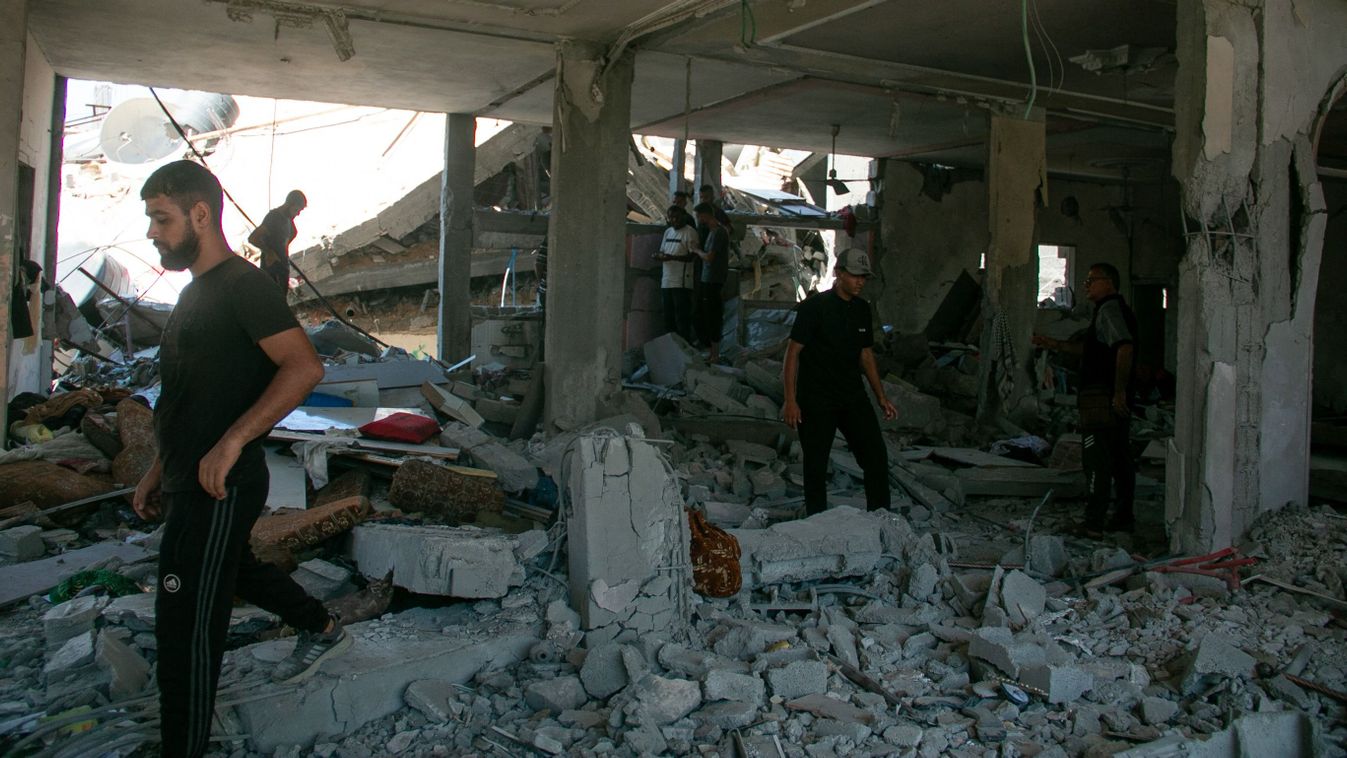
top-left (783, 248), bottom-right (897, 514)
top-left (248, 188), bottom-right (306, 289)
top-left (1033, 262), bottom-right (1138, 535)
top-left (656, 204), bottom-right (699, 342)
top-left (693, 202), bottom-right (729, 363)
top-left (133, 161), bottom-right (349, 758)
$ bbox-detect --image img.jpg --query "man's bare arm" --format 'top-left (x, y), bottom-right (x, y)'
top-left (782, 340), bottom-right (804, 429)
top-left (860, 348), bottom-right (897, 420)
top-left (197, 327), bottom-right (324, 498)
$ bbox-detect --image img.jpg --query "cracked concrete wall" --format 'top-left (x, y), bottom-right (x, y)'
top-left (1170, 0), bottom-right (1347, 553)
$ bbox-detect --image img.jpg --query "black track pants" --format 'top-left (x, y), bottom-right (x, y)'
top-left (1081, 419), bottom-right (1135, 526)
top-left (798, 397), bottom-right (890, 515)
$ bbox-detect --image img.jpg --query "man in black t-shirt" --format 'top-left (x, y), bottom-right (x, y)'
top-left (247, 189), bottom-right (306, 289)
top-left (1033, 262), bottom-right (1138, 535)
top-left (134, 161), bottom-right (348, 758)
top-left (693, 202), bottom-right (730, 363)
top-left (783, 248), bottom-right (897, 515)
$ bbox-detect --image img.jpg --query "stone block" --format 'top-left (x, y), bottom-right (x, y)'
top-left (693, 700), bottom-right (758, 729)
top-left (1178, 633), bottom-right (1256, 695)
top-left (250, 495), bottom-right (369, 568)
top-left (440, 423), bottom-right (538, 493)
top-left (386, 460), bottom-right (504, 523)
top-left (525, 675), bottom-right (589, 713)
top-left (404, 679), bottom-right (461, 722)
top-left (626, 675), bottom-right (702, 725)
top-left (43, 595), bottom-right (109, 649)
top-left (232, 621), bottom-right (537, 752)
top-left (348, 523), bottom-right (528, 598)
top-left (1138, 696), bottom-right (1178, 725)
top-left (766, 660), bottom-right (828, 700)
top-left (44, 631), bottom-right (95, 675)
top-left (703, 670), bottom-right (765, 706)
top-left (0, 525), bottom-right (45, 561)
top-left (95, 633), bottom-right (150, 698)
top-left (1027, 536), bottom-right (1068, 577)
top-left (1020, 664), bottom-right (1093, 704)
top-left (580, 643), bottom-right (640, 700)
top-left (967, 627), bottom-right (1046, 678)
top-left (291, 559), bottom-right (355, 602)
top-left (1000, 570), bottom-right (1046, 625)
top-left (421, 381), bottom-right (485, 428)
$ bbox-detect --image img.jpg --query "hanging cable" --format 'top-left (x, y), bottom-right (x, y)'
top-left (739, 0), bottom-right (757, 47)
top-left (1020, 0), bottom-right (1038, 118)
top-left (1030, 0), bottom-right (1064, 94)
top-left (146, 88), bottom-right (456, 368)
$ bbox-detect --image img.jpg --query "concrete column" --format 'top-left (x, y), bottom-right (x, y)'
top-left (1166, 0), bottom-right (1347, 553)
top-left (695, 139), bottom-right (722, 197)
top-left (0, 0), bottom-right (28, 428)
top-left (977, 113), bottom-right (1045, 426)
top-left (543, 41), bottom-right (635, 427)
top-left (437, 113), bottom-right (475, 362)
top-left (668, 138), bottom-right (686, 199)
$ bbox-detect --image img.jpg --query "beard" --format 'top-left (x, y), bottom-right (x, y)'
top-left (157, 226), bottom-right (201, 271)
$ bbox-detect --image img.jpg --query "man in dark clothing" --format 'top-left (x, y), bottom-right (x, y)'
top-left (783, 248), bottom-right (897, 515)
top-left (248, 189), bottom-right (306, 289)
top-left (1034, 262), bottom-right (1138, 534)
top-left (134, 162), bottom-right (348, 758)
top-left (693, 202), bottom-right (729, 363)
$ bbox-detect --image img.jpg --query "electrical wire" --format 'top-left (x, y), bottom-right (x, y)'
top-left (739, 0), bottom-right (757, 47)
top-left (1030, 0), bottom-right (1064, 94)
top-left (1020, 0), bottom-right (1038, 118)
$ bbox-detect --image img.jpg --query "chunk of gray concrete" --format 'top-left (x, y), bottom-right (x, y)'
top-left (703, 670), bottom-right (765, 706)
top-left (1027, 536), bottom-right (1068, 577)
top-left (291, 559), bottom-right (355, 602)
top-left (730, 507), bottom-right (910, 588)
top-left (95, 633), bottom-right (150, 698)
top-left (231, 621), bottom-right (537, 752)
top-left (44, 631), bottom-right (95, 675)
top-left (0, 525), bottom-right (45, 561)
top-left (1178, 633), bottom-right (1256, 695)
top-left (693, 700), bottom-right (758, 729)
top-left (439, 422), bottom-right (538, 493)
top-left (625, 675), bottom-right (702, 725)
top-left (644, 332), bottom-right (702, 387)
top-left (1000, 570), bottom-right (1046, 625)
top-left (348, 523), bottom-right (528, 598)
top-left (766, 660), bottom-right (828, 700)
top-left (580, 643), bottom-right (639, 700)
top-left (1020, 663), bottom-right (1093, 704)
top-left (43, 594), bottom-right (109, 649)
top-left (404, 680), bottom-right (462, 722)
top-left (525, 676), bottom-right (589, 713)
top-left (967, 627), bottom-right (1047, 679)
top-left (1138, 696), bottom-right (1179, 725)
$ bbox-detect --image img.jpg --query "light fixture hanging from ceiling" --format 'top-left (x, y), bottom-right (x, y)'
top-left (827, 123), bottom-right (849, 194)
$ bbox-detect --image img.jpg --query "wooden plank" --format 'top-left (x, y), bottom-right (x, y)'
top-left (0, 543), bottom-right (157, 608)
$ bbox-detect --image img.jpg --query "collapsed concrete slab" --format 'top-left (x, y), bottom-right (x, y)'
top-left (729, 507), bottom-right (920, 588)
top-left (348, 523), bottom-right (544, 598)
top-left (231, 620), bottom-right (538, 752)
top-left (566, 428), bottom-right (692, 645)
top-left (439, 422), bottom-right (538, 493)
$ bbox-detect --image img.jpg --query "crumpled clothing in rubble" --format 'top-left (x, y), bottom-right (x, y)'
top-left (290, 430), bottom-right (359, 489)
top-left (23, 389), bottom-right (103, 428)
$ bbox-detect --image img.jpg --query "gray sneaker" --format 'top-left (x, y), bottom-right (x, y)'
top-left (271, 618), bottom-right (352, 684)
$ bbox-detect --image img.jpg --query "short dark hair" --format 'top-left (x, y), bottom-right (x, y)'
top-left (286, 189), bottom-right (307, 208)
top-left (666, 204), bottom-right (683, 215)
top-left (1089, 262), bottom-right (1121, 289)
top-left (140, 160), bottom-right (223, 227)
top-left (693, 202), bottom-right (716, 217)
top-left (672, 190), bottom-right (690, 200)
top-left (699, 184), bottom-right (715, 193)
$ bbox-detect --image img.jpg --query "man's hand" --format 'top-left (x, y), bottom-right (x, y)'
top-left (132, 468), bottom-right (162, 521)
top-left (878, 397), bottom-right (897, 421)
top-left (783, 401), bottom-right (802, 430)
top-left (1112, 391), bottom-right (1131, 417)
top-left (198, 437), bottom-right (243, 501)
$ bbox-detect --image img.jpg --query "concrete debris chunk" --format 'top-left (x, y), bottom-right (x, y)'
top-left (1178, 632), bottom-right (1257, 695)
top-left (658, 643), bottom-right (750, 679)
top-left (403, 679), bottom-right (462, 722)
top-left (580, 643), bottom-right (636, 700)
top-left (906, 562), bottom-right (940, 601)
top-left (421, 380), bottom-right (485, 428)
top-left (525, 675), bottom-right (589, 713)
top-left (625, 675), bottom-right (702, 725)
top-left (348, 523), bottom-right (528, 598)
top-left (291, 558), bottom-right (356, 601)
top-left (43, 594), bottom-right (109, 650)
top-left (786, 693), bottom-right (873, 724)
top-left (1000, 570), bottom-right (1047, 625)
top-left (712, 621), bottom-right (798, 660)
top-left (1026, 535), bottom-right (1068, 577)
top-left (703, 670), bottom-right (765, 706)
top-left (439, 422), bottom-right (538, 492)
top-left (1020, 663), bottom-right (1093, 704)
top-left (0, 525), bottom-right (45, 561)
top-left (643, 332), bottom-right (702, 386)
top-left (43, 630), bottom-right (96, 675)
top-left (692, 700), bottom-right (758, 730)
top-left (967, 627), bottom-right (1046, 679)
top-left (744, 361), bottom-right (785, 404)
top-left (766, 660), bottom-right (828, 700)
top-left (95, 632), bottom-right (150, 698)
top-left (1138, 695), bottom-right (1179, 725)
top-left (884, 724), bottom-right (923, 747)
top-left (730, 506), bottom-right (906, 588)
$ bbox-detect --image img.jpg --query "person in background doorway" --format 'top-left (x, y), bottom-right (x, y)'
top-left (655, 205), bottom-right (698, 342)
top-left (248, 189), bottom-right (306, 290)
top-left (782, 248), bottom-right (897, 515)
top-left (135, 162), bottom-right (348, 758)
top-left (1033, 262), bottom-right (1138, 535)
top-left (693, 202), bottom-right (729, 363)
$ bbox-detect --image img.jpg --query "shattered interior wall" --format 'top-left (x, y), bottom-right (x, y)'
top-left (1169, 0), bottom-right (1347, 553)
top-left (1313, 179), bottom-right (1347, 414)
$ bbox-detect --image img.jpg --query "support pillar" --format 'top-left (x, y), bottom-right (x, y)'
top-left (543, 41), bottom-right (635, 427)
top-left (668, 138), bottom-right (686, 200)
top-left (1166, 0), bottom-right (1347, 553)
top-left (695, 139), bottom-right (722, 197)
top-left (437, 113), bottom-right (475, 362)
top-left (977, 113), bottom-right (1045, 426)
top-left (0, 0), bottom-right (28, 430)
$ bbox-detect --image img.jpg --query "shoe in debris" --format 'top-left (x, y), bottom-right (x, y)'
top-left (271, 617), bottom-right (352, 684)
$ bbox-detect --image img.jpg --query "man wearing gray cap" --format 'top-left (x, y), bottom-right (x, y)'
top-left (782, 248), bottom-right (897, 515)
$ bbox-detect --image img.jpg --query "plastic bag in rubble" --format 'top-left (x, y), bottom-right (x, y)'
top-left (990, 435), bottom-right (1052, 464)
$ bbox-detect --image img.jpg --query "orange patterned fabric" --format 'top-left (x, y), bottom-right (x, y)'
top-left (688, 508), bottom-right (742, 598)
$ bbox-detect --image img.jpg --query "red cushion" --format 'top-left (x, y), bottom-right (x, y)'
top-left (358, 412), bottom-right (440, 444)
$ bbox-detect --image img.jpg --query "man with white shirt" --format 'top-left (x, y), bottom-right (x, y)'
top-left (656, 205), bottom-right (698, 342)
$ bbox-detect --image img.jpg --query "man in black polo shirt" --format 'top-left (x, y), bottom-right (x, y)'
top-left (132, 161), bottom-right (349, 757)
top-left (1034, 262), bottom-right (1138, 534)
top-left (783, 248), bottom-right (897, 515)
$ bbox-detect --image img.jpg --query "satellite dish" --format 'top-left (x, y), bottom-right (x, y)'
top-left (98, 93), bottom-right (240, 164)
top-left (99, 98), bottom-right (182, 164)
